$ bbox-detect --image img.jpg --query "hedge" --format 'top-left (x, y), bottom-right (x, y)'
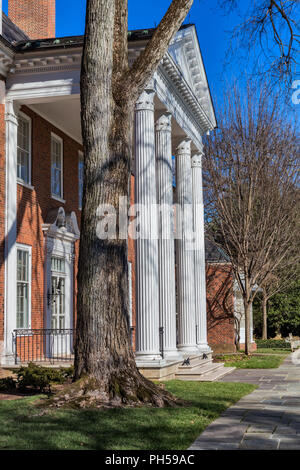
top-left (255, 339), bottom-right (290, 349)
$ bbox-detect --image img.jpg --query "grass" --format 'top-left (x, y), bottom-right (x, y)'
top-left (0, 380), bottom-right (255, 450)
top-left (214, 352), bottom-right (288, 369)
top-left (255, 348), bottom-right (291, 355)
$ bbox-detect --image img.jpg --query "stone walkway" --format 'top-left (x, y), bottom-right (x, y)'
top-left (189, 353), bottom-right (300, 450)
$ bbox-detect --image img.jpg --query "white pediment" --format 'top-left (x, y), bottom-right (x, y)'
top-left (168, 25), bottom-right (217, 129)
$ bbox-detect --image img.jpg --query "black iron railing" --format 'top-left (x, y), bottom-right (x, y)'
top-left (159, 326), bottom-right (164, 359)
top-left (12, 329), bottom-right (75, 365)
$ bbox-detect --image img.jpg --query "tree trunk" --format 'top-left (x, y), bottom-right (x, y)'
top-left (244, 277), bottom-right (252, 355)
top-left (49, 0), bottom-right (195, 409)
top-left (52, 0), bottom-right (187, 408)
top-left (262, 289), bottom-right (268, 340)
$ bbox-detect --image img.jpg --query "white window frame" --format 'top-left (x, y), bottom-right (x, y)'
top-left (51, 133), bottom-right (64, 201)
top-left (17, 112), bottom-right (32, 187)
top-left (78, 150), bottom-right (84, 210)
top-left (16, 243), bottom-right (32, 330)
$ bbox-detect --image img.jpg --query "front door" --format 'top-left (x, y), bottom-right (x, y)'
top-left (47, 256), bottom-right (72, 358)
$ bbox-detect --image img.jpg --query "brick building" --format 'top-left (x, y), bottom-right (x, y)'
top-left (205, 239), bottom-right (256, 353)
top-left (0, 1), bottom-right (245, 378)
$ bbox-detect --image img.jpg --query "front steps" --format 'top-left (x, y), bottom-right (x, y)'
top-left (175, 354), bottom-right (235, 381)
top-left (138, 353), bottom-right (235, 382)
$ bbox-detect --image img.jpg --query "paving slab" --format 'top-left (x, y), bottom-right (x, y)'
top-left (189, 355), bottom-right (300, 450)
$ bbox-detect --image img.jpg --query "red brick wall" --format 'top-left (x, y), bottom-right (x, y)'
top-left (13, 107), bottom-right (137, 356)
top-left (206, 263), bottom-right (236, 353)
top-left (0, 97), bottom-right (6, 354)
top-left (16, 106), bottom-right (82, 334)
top-left (8, 0), bottom-right (56, 39)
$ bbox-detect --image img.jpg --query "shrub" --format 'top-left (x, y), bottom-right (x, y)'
top-left (16, 363), bottom-right (74, 393)
top-left (0, 376), bottom-right (17, 392)
top-left (255, 339), bottom-right (290, 349)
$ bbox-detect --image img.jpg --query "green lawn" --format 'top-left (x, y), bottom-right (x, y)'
top-left (215, 353), bottom-right (288, 369)
top-left (255, 348), bottom-right (291, 355)
top-left (0, 381), bottom-right (255, 450)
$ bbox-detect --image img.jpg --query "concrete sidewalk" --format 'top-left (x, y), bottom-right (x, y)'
top-left (189, 353), bottom-right (300, 450)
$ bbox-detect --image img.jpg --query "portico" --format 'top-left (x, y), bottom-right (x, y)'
top-left (0, 23), bottom-right (217, 373)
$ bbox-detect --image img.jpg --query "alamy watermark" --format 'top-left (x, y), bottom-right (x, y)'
top-left (95, 196), bottom-right (203, 251)
top-left (291, 349), bottom-right (300, 365)
top-left (292, 80), bottom-right (300, 105)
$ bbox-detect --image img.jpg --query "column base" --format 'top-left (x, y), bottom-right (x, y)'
top-left (135, 352), bottom-right (166, 368)
top-left (0, 353), bottom-right (15, 366)
top-left (177, 345), bottom-right (199, 355)
top-left (197, 343), bottom-right (212, 354)
top-left (163, 349), bottom-right (183, 362)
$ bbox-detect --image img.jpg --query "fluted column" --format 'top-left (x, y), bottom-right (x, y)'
top-left (134, 84), bottom-right (164, 365)
top-left (3, 100), bottom-right (20, 364)
top-left (156, 114), bottom-right (181, 360)
top-left (176, 139), bottom-right (198, 354)
top-left (192, 152), bottom-right (210, 353)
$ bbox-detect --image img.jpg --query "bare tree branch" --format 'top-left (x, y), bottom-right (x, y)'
top-left (203, 80), bottom-right (300, 353)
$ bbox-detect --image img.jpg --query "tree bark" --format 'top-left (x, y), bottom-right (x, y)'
top-left (244, 277), bottom-right (252, 355)
top-left (262, 289), bottom-right (268, 340)
top-left (60, 0), bottom-right (193, 408)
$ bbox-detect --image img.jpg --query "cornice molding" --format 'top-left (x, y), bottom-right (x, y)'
top-left (160, 52), bottom-right (215, 134)
top-left (0, 48), bottom-right (15, 77)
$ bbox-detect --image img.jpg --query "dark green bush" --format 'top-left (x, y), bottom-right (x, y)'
top-left (256, 339), bottom-right (290, 349)
top-left (16, 363), bottom-right (74, 393)
top-left (0, 376), bottom-right (17, 392)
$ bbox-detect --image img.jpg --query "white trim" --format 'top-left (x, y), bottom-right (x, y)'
top-left (51, 194), bottom-right (66, 204)
top-left (16, 243), bottom-right (32, 330)
top-left (45, 236), bottom-right (75, 336)
top-left (3, 100), bottom-right (19, 364)
top-left (17, 180), bottom-right (34, 190)
top-left (51, 132), bottom-right (64, 200)
top-left (17, 111), bottom-right (32, 186)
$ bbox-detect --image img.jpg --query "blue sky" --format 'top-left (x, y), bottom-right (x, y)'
top-left (0, 0), bottom-right (275, 108)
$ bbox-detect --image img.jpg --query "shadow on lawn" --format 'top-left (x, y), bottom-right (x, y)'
top-left (0, 382), bottom-right (256, 450)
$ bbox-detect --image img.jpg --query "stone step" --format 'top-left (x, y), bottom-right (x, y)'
top-left (176, 361), bottom-right (224, 379)
top-left (178, 366), bottom-right (236, 382)
top-left (178, 355), bottom-right (212, 371)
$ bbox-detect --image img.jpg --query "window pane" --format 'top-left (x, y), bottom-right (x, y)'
top-left (51, 257), bottom-right (65, 273)
top-left (17, 250), bottom-right (28, 282)
top-left (17, 116), bottom-right (30, 184)
top-left (16, 249), bottom-right (30, 328)
top-left (51, 137), bottom-right (62, 197)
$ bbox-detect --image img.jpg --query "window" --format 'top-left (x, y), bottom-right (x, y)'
top-left (51, 134), bottom-right (63, 198)
top-left (51, 257), bottom-right (65, 273)
top-left (78, 151), bottom-right (84, 209)
top-left (51, 257), bottom-right (66, 330)
top-left (16, 246), bottom-right (31, 329)
top-left (17, 114), bottom-right (31, 184)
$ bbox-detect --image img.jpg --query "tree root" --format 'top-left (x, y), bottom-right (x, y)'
top-left (45, 370), bottom-right (180, 409)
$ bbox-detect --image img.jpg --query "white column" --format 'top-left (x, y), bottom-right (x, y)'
top-left (134, 84), bottom-right (164, 365)
top-left (192, 153), bottom-right (210, 353)
top-left (155, 113), bottom-right (181, 361)
top-left (176, 139), bottom-right (198, 354)
top-left (3, 100), bottom-right (19, 364)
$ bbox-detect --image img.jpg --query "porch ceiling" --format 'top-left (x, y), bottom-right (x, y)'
top-left (30, 96), bottom-right (82, 144)
top-left (29, 95), bottom-right (198, 154)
